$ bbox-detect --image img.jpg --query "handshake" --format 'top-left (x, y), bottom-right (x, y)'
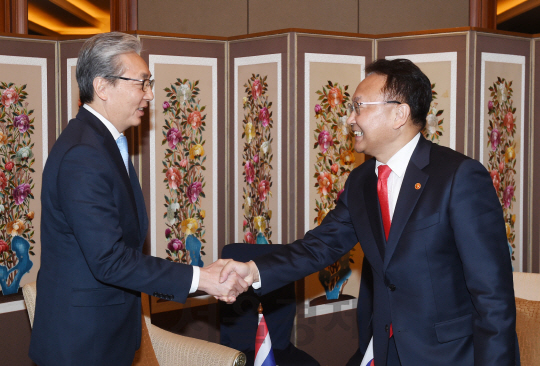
top-left (197, 259), bottom-right (260, 303)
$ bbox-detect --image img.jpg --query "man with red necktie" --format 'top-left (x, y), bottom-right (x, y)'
top-left (220, 58), bottom-right (518, 366)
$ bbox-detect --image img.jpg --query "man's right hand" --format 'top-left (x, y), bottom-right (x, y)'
top-left (219, 260), bottom-right (260, 291)
top-left (198, 259), bottom-right (249, 303)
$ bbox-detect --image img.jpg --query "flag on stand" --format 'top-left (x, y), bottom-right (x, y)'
top-left (255, 304), bottom-right (276, 366)
top-left (360, 336), bottom-right (374, 366)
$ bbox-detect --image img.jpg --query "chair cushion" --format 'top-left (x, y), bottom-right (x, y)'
top-left (132, 315), bottom-right (160, 366)
top-left (515, 297), bottom-right (540, 366)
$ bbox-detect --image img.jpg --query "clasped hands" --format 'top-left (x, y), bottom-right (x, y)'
top-left (197, 259), bottom-right (259, 304)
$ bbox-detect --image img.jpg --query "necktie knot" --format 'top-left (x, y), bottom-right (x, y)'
top-left (116, 135), bottom-right (129, 174)
top-left (378, 164), bottom-right (392, 182)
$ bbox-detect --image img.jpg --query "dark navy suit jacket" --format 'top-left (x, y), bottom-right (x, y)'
top-left (29, 108), bottom-right (193, 366)
top-left (254, 136), bottom-right (517, 366)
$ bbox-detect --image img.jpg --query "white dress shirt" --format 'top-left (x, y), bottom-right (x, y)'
top-left (82, 104), bottom-right (200, 293)
top-left (375, 133), bottom-right (421, 221)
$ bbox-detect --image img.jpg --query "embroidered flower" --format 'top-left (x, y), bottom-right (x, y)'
top-left (167, 238), bottom-right (183, 252)
top-left (181, 218), bottom-right (198, 235)
top-left (327, 87), bottom-right (343, 108)
top-left (244, 231), bottom-right (255, 244)
top-left (166, 167), bottom-right (182, 190)
top-left (339, 150), bottom-right (355, 165)
top-left (258, 180), bottom-right (270, 202)
top-left (166, 127), bottom-right (182, 149)
top-left (14, 114), bottom-right (30, 133)
top-left (253, 216), bottom-right (266, 232)
top-left (244, 122), bottom-right (255, 143)
top-left (244, 161), bottom-right (255, 184)
top-left (187, 181), bottom-right (203, 204)
top-left (503, 185), bottom-right (514, 209)
top-left (259, 107), bottom-right (270, 127)
top-left (6, 219), bottom-right (25, 236)
top-left (318, 130), bottom-right (333, 153)
top-left (188, 111), bottom-right (202, 129)
top-left (1, 88), bottom-right (19, 107)
top-left (490, 128), bottom-right (500, 151)
top-left (251, 79), bottom-right (262, 100)
top-left (317, 172), bottom-right (333, 196)
top-left (189, 144), bottom-right (204, 160)
top-left (13, 183), bottom-right (31, 205)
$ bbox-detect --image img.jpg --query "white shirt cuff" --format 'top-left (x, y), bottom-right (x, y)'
top-left (252, 268), bottom-right (261, 289)
top-left (190, 266), bottom-right (200, 293)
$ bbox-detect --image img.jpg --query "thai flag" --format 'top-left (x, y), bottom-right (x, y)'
top-left (360, 337), bottom-right (374, 366)
top-left (254, 312), bottom-right (276, 366)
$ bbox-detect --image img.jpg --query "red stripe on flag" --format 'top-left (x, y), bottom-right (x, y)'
top-left (255, 314), bottom-right (269, 355)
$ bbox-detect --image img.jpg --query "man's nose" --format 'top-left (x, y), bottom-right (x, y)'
top-left (347, 111), bottom-right (356, 125)
top-left (145, 87), bottom-right (154, 101)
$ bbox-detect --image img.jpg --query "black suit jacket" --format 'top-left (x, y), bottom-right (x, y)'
top-left (29, 108), bottom-right (193, 366)
top-left (254, 136), bottom-right (517, 366)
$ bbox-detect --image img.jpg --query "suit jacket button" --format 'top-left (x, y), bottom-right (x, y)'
top-left (170, 295), bottom-right (174, 300)
top-left (385, 324), bottom-right (389, 332)
top-left (389, 284), bottom-right (396, 291)
top-left (153, 292), bottom-right (158, 297)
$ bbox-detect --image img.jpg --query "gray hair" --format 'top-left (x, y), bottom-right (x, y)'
top-left (76, 32), bottom-right (142, 104)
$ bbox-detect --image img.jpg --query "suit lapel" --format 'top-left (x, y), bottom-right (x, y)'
top-left (129, 162), bottom-right (148, 245)
top-left (364, 171), bottom-right (386, 260)
top-left (78, 108), bottom-right (140, 240)
top-left (383, 136), bottom-right (431, 271)
top-left (348, 159), bottom-right (384, 278)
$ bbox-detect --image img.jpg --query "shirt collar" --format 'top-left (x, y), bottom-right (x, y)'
top-left (83, 104), bottom-right (123, 141)
top-left (376, 133), bottom-right (421, 177)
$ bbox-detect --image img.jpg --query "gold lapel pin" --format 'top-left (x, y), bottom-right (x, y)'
top-left (415, 183), bottom-right (421, 190)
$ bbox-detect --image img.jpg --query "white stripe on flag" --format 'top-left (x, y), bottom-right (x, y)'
top-left (255, 313), bottom-right (276, 366)
top-left (360, 336), bottom-right (374, 366)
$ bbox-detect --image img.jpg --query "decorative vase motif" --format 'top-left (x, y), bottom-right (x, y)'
top-left (0, 236), bottom-right (33, 295)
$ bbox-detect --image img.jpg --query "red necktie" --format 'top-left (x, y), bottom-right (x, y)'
top-left (377, 165), bottom-right (392, 241)
top-left (378, 165), bottom-right (395, 338)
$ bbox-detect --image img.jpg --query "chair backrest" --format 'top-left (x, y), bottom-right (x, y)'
top-left (513, 272), bottom-right (540, 301)
top-left (22, 281), bottom-right (37, 327)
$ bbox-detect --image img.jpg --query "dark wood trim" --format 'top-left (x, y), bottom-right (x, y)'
top-left (110, 0), bottom-right (137, 32)
top-left (470, 0), bottom-right (496, 29)
top-left (133, 30), bottom-right (228, 41)
top-left (0, 0), bottom-right (26, 34)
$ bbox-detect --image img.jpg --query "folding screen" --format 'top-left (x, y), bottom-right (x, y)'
top-left (229, 34), bottom-right (289, 247)
top-left (293, 33), bottom-right (373, 322)
top-left (140, 34), bottom-right (227, 312)
top-left (0, 37), bottom-right (56, 314)
top-left (474, 32), bottom-right (531, 272)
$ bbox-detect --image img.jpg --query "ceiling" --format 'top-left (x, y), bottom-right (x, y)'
top-left (497, 0), bottom-right (540, 34)
top-left (26, 0), bottom-right (540, 36)
top-left (28, 0), bottom-right (110, 36)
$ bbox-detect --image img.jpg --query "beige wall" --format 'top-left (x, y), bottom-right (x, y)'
top-left (138, 0), bottom-right (470, 36)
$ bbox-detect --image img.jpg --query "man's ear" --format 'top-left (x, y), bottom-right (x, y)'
top-left (93, 77), bottom-right (109, 101)
top-left (393, 103), bottom-right (411, 130)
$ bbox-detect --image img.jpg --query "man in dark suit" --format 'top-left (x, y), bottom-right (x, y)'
top-left (220, 59), bottom-right (517, 365)
top-left (29, 32), bottom-right (247, 366)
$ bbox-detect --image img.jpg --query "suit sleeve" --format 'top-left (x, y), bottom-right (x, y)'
top-left (58, 144), bottom-right (193, 303)
top-left (254, 175), bottom-right (359, 295)
top-left (449, 158), bottom-right (516, 365)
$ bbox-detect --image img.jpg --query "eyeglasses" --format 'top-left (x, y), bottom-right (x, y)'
top-left (106, 76), bottom-right (155, 92)
top-left (347, 100), bottom-right (401, 115)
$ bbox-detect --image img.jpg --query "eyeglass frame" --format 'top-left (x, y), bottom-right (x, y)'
top-left (347, 100), bottom-right (401, 115)
top-left (105, 76), bottom-right (155, 92)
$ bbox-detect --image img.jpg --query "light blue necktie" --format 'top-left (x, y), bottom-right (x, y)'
top-left (116, 135), bottom-right (129, 175)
